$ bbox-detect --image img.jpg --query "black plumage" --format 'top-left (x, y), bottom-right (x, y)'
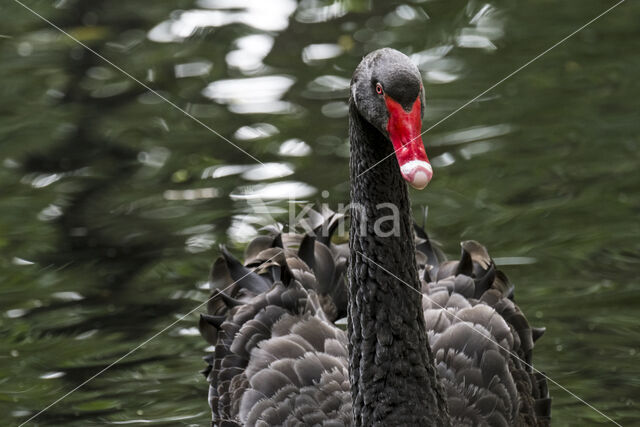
top-left (199, 48), bottom-right (550, 426)
top-left (199, 217), bottom-right (550, 426)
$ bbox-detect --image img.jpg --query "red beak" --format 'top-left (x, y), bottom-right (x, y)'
top-left (385, 94), bottom-right (432, 189)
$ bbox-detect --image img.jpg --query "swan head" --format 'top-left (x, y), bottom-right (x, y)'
top-left (351, 48), bottom-right (432, 189)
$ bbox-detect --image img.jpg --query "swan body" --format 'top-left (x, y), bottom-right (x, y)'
top-left (200, 48), bottom-right (550, 426)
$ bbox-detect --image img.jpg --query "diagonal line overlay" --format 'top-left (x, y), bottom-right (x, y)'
top-left (357, 251), bottom-right (621, 426)
top-left (11, 0), bottom-right (265, 167)
top-left (17, 251), bottom-right (282, 426)
top-left (357, 0), bottom-right (626, 179)
top-left (10, 0), bottom-right (627, 425)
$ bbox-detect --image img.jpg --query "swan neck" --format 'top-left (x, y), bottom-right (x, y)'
top-left (347, 101), bottom-right (449, 426)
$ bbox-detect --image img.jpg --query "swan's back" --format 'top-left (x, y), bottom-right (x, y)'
top-left (415, 227), bottom-right (551, 426)
top-left (200, 213), bottom-right (352, 426)
top-left (199, 214), bottom-right (550, 426)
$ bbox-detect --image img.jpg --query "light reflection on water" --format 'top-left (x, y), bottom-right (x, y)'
top-left (230, 181), bottom-right (317, 200)
top-left (226, 34), bottom-right (275, 73)
top-left (302, 43), bottom-right (343, 63)
top-left (0, 0), bottom-right (638, 425)
top-left (149, 0), bottom-right (297, 41)
top-left (202, 75), bottom-right (298, 114)
top-left (278, 138), bottom-right (312, 157)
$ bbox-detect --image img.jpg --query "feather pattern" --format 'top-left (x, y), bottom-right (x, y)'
top-left (200, 48), bottom-right (549, 427)
top-left (200, 212), bottom-right (549, 426)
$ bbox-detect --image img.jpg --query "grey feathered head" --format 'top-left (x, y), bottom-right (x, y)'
top-left (350, 48), bottom-right (433, 189)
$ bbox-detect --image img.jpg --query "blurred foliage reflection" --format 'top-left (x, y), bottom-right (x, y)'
top-left (0, 0), bottom-right (638, 425)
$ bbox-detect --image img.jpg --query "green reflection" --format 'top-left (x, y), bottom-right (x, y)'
top-left (0, 0), bottom-right (638, 425)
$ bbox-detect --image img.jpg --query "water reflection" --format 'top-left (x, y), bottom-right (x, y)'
top-left (174, 61), bottom-right (212, 78)
top-left (321, 101), bottom-right (349, 118)
top-left (431, 152), bottom-right (456, 168)
top-left (278, 138), bottom-right (312, 157)
top-left (240, 163), bottom-right (294, 181)
top-left (459, 140), bottom-right (497, 160)
top-left (185, 233), bottom-right (216, 253)
top-left (456, 4), bottom-right (503, 50)
top-left (412, 45), bottom-right (454, 67)
top-left (295, 0), bottom-right (347, 23)
top-left (302, 43), bottom-right (343, 64)
top-left (1, 0), bottom-right (639, 425)
top-left (40, 371), bottom-right (66, 380)
top-left (163, 187), bottom-right (220, 200)
top-left (231, 181), bottom-right (317, 200)
top-left (149, 0), bottom-right (296, 42)
top-left (202, 75), bottom-right (297, 114)
top-left (304, 75), bottom-right (351, 100)
top-left (226, 34), bottom-right (274, 73)
top-left (430, 124), bottom-right (512, 146)
top-left (424, 70), bottom-right (459, 84)
top-left (38, 204), bottom-right (64, 221)
top-left (201, 164), bottom-right (251, 179)
top-left (201, 162), bottom-right (296, 182)
top-left (233, 123), bottom-right (279, 141)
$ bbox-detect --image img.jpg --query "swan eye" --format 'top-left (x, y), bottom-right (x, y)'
top-left (375, 83), bottom-right (383, 95)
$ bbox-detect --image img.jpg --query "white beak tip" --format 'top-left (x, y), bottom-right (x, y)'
top-left (400, 160), bottom-right (433, 190)
top-left (409, 170), bottom-right (430, 189)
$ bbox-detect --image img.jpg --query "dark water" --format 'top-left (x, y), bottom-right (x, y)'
top-left (1, 0), bottom-right (638, 425)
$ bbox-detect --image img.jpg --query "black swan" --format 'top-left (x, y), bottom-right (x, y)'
top-left (199, 48), bottom-right (551, 426)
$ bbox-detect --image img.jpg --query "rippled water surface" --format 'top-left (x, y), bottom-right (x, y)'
top-left (1, 0), bottom-right (639, 425)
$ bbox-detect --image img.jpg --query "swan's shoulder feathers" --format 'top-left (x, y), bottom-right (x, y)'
top-left (417, 233), bottom-right (551, 426)
top-left (199, 214), bottom-right (550, 426)
top-left (200, 213), bottom-right (351, 426)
